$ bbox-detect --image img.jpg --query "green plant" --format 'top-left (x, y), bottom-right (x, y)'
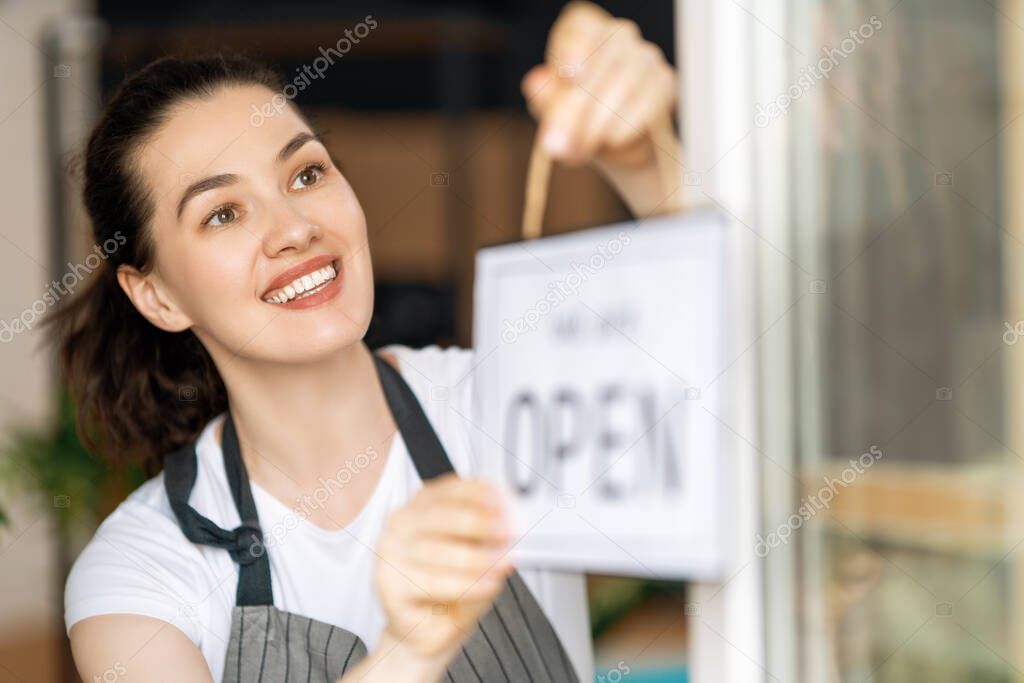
top-left (0, 390), bottom-right (146, 533)
top-left (587, 576), bottom-right (685, 639)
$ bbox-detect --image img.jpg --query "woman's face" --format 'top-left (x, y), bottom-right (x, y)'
top-left (129, 84), bottom-right (374, 364)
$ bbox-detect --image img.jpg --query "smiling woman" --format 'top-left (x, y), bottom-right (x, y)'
top-left (50, 54), bottom-right (577, 683)
top-left (43, 3), bottom-right (680, 681)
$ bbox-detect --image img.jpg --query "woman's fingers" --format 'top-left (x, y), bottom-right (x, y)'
top-left (378, 533), bottom-right (511, 604)
top-left (573, 43), bottom-right (673, 161)
top-left (407, 534), bottom-right (513, 576)
top-left (574, 53), bottom-right (646, 161)
top-left (531, 19), bottom-right (632, 163)
top-left (525, 1), bottom-right (677, 167)
top-left (402, 560), bottom-right (511, 603)
top-left (377, 475), bottom-right (514, 593)
top-left (414, 474), bottom-right (503, 512)
top-left (544, 1), bottom-right (615, 68)
top-left (373, 476), bottom-right (517, 659)
top-left (394, 500), bottom-right (508, 546)
top-left (521, 64), bottom-right (557, 119)
top-left (539, 84), bottom-right (594, 163)
top-left (398, 476), bottom-right (510, 541)
top-left (604, 65), bottom-right (675, 149)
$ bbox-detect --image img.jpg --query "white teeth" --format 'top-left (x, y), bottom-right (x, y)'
top-left (264, 262), bottom-right (338, 304)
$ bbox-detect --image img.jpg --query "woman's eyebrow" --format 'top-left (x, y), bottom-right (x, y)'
top-left (176, 174), bottom-right (238, 219)
top-left (175, 132), bottom-right (323, 220)
top-left (277, 131), bottom-right (321, 162)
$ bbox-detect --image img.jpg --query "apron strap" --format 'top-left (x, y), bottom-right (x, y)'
top-left (372, 352), bottom-right (457, 482)
top-left (164, 413), bottom-right (274, 606)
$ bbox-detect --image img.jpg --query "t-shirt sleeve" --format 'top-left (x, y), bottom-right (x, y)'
top-left (64, 497), bottom-right (208, 645)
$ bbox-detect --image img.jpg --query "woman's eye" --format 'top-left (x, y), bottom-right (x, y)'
top-left (203, 205), bottom-right (239, 228)
top-left (291, 162), bottom-right (326, 190)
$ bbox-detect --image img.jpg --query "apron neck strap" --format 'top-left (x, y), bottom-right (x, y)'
top-left (163, 349), bottom-right (458, 607)
top-left (163, 410), bottom-right (274, 606)
top-left (373, 351), bottom-right (457, 481)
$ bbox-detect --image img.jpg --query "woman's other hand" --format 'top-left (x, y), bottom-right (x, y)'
top-left (522, 0), bottom-right (677, 170)
top-left (373, 474), bottom-right (513, 663)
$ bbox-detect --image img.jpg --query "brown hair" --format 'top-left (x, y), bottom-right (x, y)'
top-left (45, 54), bottom-right (289, 476)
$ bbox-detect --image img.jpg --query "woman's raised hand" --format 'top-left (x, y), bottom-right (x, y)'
top-left (522, 0), bottom-right (677, 170)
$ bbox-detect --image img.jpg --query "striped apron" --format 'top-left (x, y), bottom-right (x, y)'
top-left (163, 352), bottom-right (581, 682)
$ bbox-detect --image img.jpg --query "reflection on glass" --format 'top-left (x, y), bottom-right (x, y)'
top-left (789, 0), bottom-right (1011, 680)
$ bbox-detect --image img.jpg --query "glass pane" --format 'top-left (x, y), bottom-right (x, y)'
top-left (786, 0), bottom-right (1014, 680)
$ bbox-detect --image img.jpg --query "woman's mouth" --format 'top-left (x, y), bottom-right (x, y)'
top-left (262, 258), bottom-right (342, 309)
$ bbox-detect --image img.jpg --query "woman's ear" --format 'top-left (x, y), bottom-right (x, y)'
top-left (116, 264), bottom-right (193, 333)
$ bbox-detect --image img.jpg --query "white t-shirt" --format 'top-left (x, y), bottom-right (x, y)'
top-left (64, 343), bottom-right (594, 682)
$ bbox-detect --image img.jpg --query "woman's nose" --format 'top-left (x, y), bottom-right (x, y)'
top-left (262, 200), bottom-right (323, 257)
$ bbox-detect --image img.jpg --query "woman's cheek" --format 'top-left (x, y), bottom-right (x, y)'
top-left (327, 178), bottom-right (368, 236)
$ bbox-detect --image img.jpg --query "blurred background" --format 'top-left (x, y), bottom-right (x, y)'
top-left (2, 0), bottom-right (1023, 681)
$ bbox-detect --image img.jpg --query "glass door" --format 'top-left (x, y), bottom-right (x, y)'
top-left (781, 0), bottom-right (1017, 680)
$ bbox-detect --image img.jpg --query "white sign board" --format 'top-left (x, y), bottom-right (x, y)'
top-left (471, 208), bottom-right (730, 580)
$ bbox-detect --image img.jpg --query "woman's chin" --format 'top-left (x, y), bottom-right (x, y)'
top-left (279, 317), bottom-right (369, 359)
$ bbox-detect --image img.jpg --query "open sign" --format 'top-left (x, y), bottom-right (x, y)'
top-left (503, 382), bottom-right (685, 501)
top-left (472, 208), bottom-right (729, 579)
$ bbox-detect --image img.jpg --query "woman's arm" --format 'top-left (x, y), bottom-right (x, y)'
top-left (71, 614), bottom-right (451, 683)
top-left (70, 614), bottom-right (215, 682)
top-left (521, 1), bottom-right (682, 218)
